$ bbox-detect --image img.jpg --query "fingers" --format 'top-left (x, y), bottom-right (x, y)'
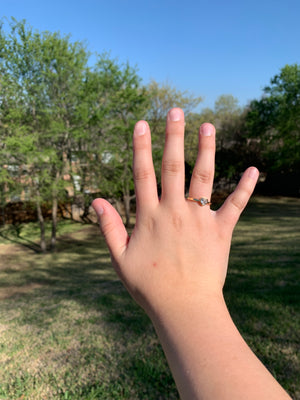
top-left (217, 167), bottom-right (259, 231)
top-left (189, 123), bottom-right (216, 200)
top-left (92, 199), bottom-right (129, 261)
top-left (133, 121), bottom-right (159, 213)
top-left (161, 108), bottom-right (185, 204)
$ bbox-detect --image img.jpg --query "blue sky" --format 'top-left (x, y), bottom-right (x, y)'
top-left (1, 0), bottom-right (299, 110)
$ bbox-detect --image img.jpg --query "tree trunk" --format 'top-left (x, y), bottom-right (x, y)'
top-left (79, 167), bottom-right (91, 222)
top-left (36, 193), bottom-right (46, 253)
top-left (0, 188), bottom-right (6, 226)
top-left (124, 194), bottom-right (131, 228)
top-left (0, 201), bottom-right (5, 226)
top-left (51, 195), bottom-right (58, 250)
top-left (51, 172), bottom-right (60, 251)
top-left (0, 206), bottom-right (5, 226)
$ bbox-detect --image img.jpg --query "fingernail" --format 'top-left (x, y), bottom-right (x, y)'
top-left (248, 167), bottom-right (259, 180)
top-left (168, 108), bottom-right (182, 122)
top-left (92, 201), bottom-right (104, 216)
top-left (200, 123), bottom-right (215, 136)
top-left (134, 121), bottom-right (146, 136)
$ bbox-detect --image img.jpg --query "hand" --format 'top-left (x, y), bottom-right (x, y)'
top-left (92, 108), bottom-right (291, 400)
top-left (92, 107), bottom-right (259, 318)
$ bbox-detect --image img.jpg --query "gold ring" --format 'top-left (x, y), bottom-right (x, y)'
top-left (186, 197), bottom-right (211, 206)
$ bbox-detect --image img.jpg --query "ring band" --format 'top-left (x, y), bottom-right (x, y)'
top-left (186, 197), bottom-right (211, 206)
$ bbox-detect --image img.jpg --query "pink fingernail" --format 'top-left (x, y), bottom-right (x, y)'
top-left (248, 167), bottom-right (259, 180)
top-left (200, 123), bottom-right (215, 136)
top-left (134, 121), bottom-right (146, 136)
top-left (168, 108), bottom-right (182, 122)
top-left (92, 201), bottom-right (104, 215)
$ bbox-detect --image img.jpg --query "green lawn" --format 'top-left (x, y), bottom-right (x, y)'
top-left (0, 196), bottom-right (299, 399)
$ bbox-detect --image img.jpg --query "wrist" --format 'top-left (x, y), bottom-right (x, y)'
top-left (149, 289), bottom-right (227, 334)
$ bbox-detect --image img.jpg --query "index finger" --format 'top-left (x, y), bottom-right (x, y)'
top-left (133, 120), bottom-right (159, 214)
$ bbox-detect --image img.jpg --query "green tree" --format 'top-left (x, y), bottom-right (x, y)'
top-left (247, 64), bottom-right (300, 195)
top-left (37, 29), bottom-right (89, 248)
top-left (0, 18), bottom-right (90, 250)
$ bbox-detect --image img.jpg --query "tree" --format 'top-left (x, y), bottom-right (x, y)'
top-left (36, 29), bottom-right (89, 248)
top-left (0, 18), bottom-right (90, 250)
top-left (246, 64), bottom-right (300, 195)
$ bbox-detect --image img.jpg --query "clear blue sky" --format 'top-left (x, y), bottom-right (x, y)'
top-left (1, 0), bottom-right (299, 110)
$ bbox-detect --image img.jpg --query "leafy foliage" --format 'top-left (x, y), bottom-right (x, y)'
top-left (246, 64), bottom-right (300, 195)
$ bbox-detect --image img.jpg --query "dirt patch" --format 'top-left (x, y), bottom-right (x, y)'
top-left (0, 244), bottom-right (34, 271)
top-left (0, 243), bottom-right (30, 255)
top-left (0, 282), bottom-right (43, 300)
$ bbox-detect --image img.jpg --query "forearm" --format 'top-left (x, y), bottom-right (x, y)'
top-left (151, 293), bottom-right (291, 400)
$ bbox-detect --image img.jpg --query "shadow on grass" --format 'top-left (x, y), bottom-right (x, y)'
top-left (0, 224), bottom-right (42, 253)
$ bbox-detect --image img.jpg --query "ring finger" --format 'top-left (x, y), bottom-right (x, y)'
top-left (188, 123), bottom-right (216, 202)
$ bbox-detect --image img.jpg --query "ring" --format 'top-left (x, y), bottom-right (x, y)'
top-left (186, 197), bottom-right (211, 206)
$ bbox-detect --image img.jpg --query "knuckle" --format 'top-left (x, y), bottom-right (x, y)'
top-left (144, 215), bottom-right (156, 233)
top-left (171, 212), bottom-right (183, 232)
top-left (101, 220), bottom-right (116, 237)
top-left (192, 168), bottom-right (212, 184)
top-left (229, 194), bottom-right (245, 211)
top-left (199, 139), bottom-right (215, 150)
top-left (134, 139), bottom-right (148, 151)
top-left (134, 167), bottom-right (152, 182)
top-left (162, 160), bottom-right (182, 176)
top-left (139, 214), bottom-right (157, 235)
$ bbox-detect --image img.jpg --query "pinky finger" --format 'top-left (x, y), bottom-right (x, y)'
top-left (217, 167), bottom-right (259, 232)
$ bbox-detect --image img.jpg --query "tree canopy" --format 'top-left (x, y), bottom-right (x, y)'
top-left (246, 64), bottom-right (300, 195)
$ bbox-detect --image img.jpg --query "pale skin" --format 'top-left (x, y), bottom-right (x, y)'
top-left (92, 108), bottom-right (291, 400)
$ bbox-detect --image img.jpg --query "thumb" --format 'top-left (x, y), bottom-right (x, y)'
top-left (92, 198), bottom-right (128, 261)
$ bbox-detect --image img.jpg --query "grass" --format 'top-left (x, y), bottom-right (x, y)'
top-left (0, 196), bottom-right (299, 399)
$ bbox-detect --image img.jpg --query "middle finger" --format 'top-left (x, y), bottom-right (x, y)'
top-left (161, 108), bottom-right (185, 205)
